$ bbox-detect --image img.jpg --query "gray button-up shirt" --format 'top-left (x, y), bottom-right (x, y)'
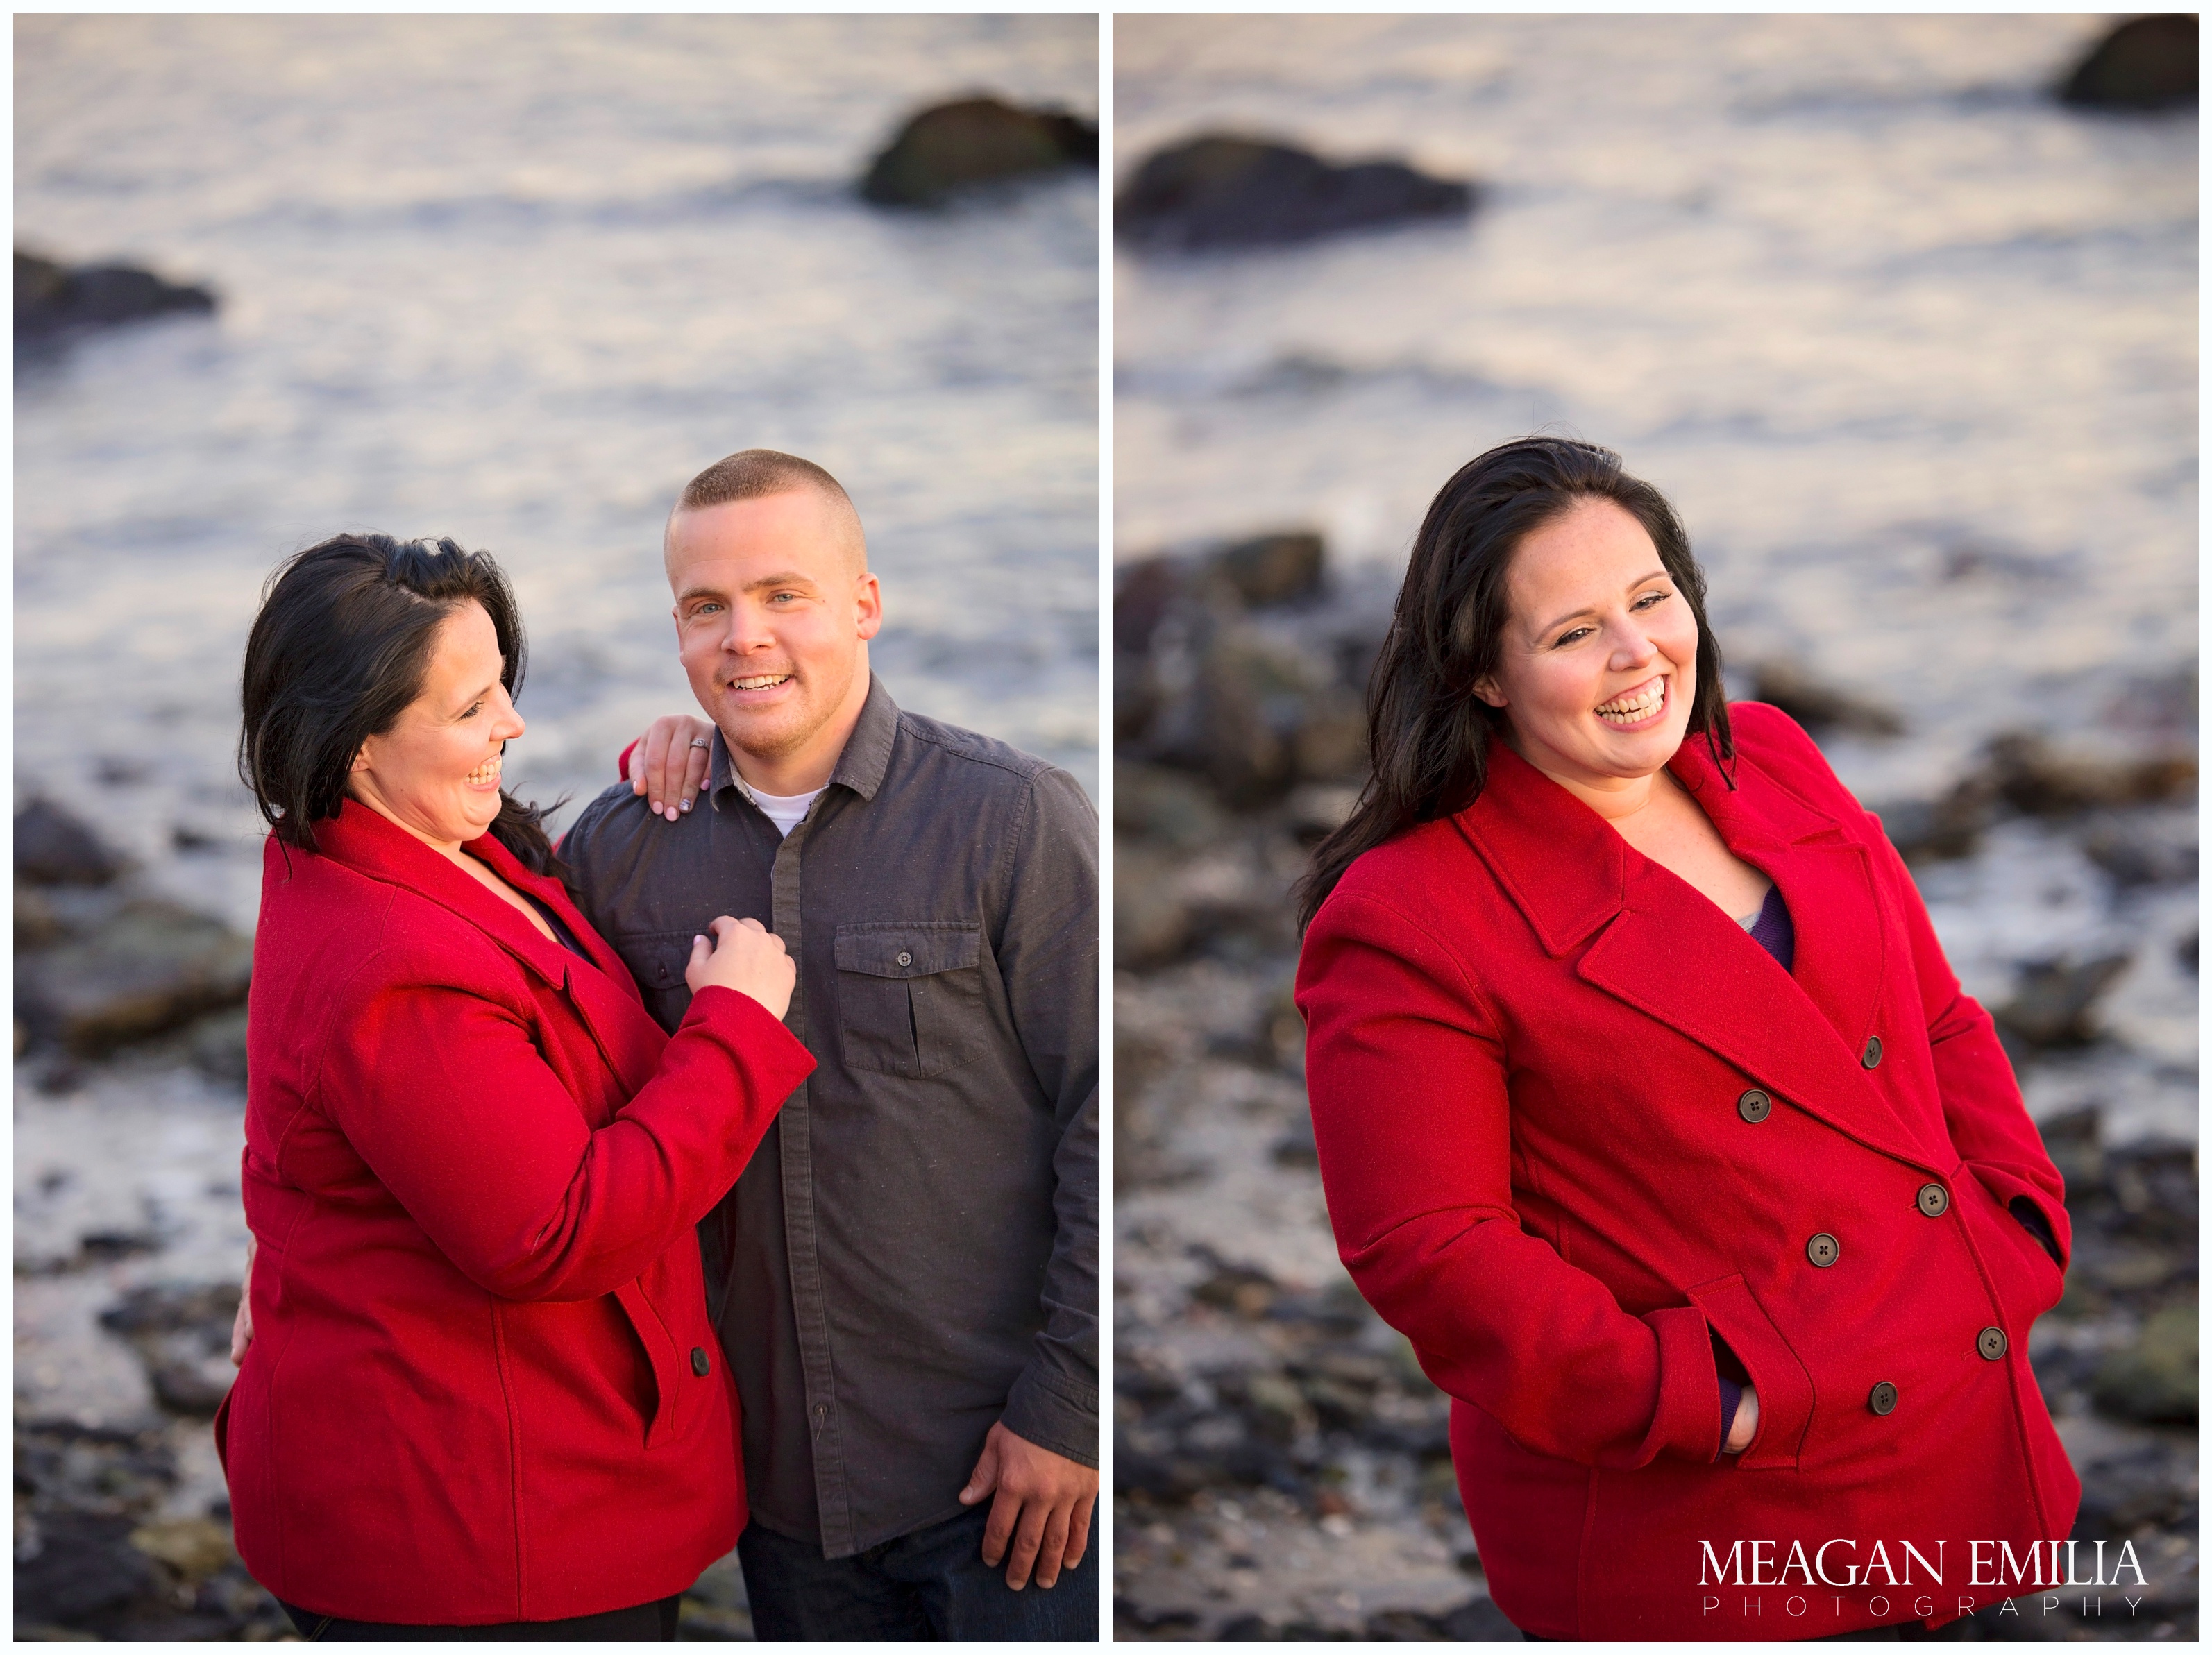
top-left (559, 677), bottom-right (1098, 1557)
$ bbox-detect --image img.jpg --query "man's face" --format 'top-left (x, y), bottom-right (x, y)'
top-left (665, 489), bottom-right (881, 772)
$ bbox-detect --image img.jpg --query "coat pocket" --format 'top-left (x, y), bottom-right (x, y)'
top-left (1687, 1273), bottom-right (1816, 1470)
top-left (833, 922), bottom-right (985, 1079)
top-left (611, 1279), bottom-right (683, 1450)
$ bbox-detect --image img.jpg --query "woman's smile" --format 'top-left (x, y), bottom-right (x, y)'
top-left (1594, 674), bottom-right (1668, 729)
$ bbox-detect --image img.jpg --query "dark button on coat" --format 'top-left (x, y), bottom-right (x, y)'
top-left (1296, 704), bottom-right (2077, 1640)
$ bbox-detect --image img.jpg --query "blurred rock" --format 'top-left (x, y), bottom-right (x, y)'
top-left (187, 1005), bottom-right (251, 1086)
top-left (2057, 15), bottom-right (2197, 111)
top-left (2079, 810), bottom-right (2197, 888)
top-left (1994, 953), bottom-right (2131, 1049)
top-left (1880, 732), bottom-right (2196, 862)
top-left (1117, 763), bottom-right (1229, 851)
top-left (17, 899), bottom-right (252, 1055)
top-left (17, 882), bottom-right (63, 949)
top-left (2071, 1439), bottom-right (2196, 1536)
top-left (1116, 843), bottom-right (1194, 970)
top-left (1216, 532), bottom-right (1324, 608)
top-left (1117, 135), bottom-right (1476, 253)
top-left (1740, 664), bottom-right (1904, 738)
top-left (1984, 733), bottom-right (2195, 817)
top-left (2091, 1304), bottom-right (2196, 1423)
top-left (100, 1282), bottom-right (242, 1419)
top-left (15, 799), bottom-right (126, 886)
top-left (127, 1517), bottom-right (235, 1582)
top-left (17, 248), bottom-right (217, 338)
top-left (12, 1512), bottom-right (159, 1626)
top-left (860, 98), bottom-right (1096, 207)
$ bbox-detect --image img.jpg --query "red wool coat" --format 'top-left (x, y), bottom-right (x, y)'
top-left (217, 799), bottom-right (815, 1624)
top-left (1296, 704), bottom-right (2079, 1641)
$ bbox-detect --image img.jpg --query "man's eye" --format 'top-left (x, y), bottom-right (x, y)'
top-left (691, 602), bottom-right (722, 618)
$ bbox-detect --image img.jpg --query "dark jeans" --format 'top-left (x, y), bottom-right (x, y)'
top-left (278, 1593), bottom-right (679, 1640)
top-left (738, 1500), bottom-right (1098, 1640)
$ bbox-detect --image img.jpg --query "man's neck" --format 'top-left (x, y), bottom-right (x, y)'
top-left (724, 673), bottom-right (870, 797)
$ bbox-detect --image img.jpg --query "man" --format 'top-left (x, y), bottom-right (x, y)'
top-left (558, 449), bottom-right (1099, 1640)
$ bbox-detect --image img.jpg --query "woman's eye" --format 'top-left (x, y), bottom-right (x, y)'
top-left (460, 702), bottom-right (483, 719)
top-left (1636, 590), bottom-right (1670, 609)
top-left (1555, 626), bottom-right (1593, 647)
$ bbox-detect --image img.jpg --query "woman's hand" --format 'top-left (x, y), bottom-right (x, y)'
top-left (629, 715), bottom-right (716, 821)
top-left (686, 915), bottom-right (795, 1021)
top-left (230, 1234), bottom-right (257, 1366)
top-left (1722, 1384), bottom-right (1759, 1454)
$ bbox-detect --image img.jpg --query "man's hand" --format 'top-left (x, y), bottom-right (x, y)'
top-left (627, 714), bottom-right (717, 821)
top-left (230, 1234), bottom-right (257, 1366)
top-left (957, 1420), bottom-right (1098, 1590)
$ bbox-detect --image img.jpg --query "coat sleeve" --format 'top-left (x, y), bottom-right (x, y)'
top-left (1297, 888), bottom-right (1722, 1469)
top-left (1866, 818), bottom-right (2072, 1268)
top-left (312, 950), bottom-right (815, 1302)
top-left (990, 765), bottom-right (1101, 1469)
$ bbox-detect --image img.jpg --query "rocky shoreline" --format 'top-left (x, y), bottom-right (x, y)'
top-left (1111, 538), bottom-right (2197, 1640)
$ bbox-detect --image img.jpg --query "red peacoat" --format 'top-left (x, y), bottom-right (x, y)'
top-left (217, 798), bottom-right (815, 1625)
top-left (1296, 703), bottom-right (2079, 1640)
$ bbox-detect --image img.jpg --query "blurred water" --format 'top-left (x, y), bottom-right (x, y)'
top-left (17, 15), bottom-right (1099, 933)
top-left (1114, 13), bottom-right (2195, 807)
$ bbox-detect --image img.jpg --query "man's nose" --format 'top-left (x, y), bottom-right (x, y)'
top-left (720, 603), bottom-right (774, 652)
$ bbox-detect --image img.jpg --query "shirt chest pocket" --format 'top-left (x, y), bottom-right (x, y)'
top-left (834, 922), bottom-right (986, 1080)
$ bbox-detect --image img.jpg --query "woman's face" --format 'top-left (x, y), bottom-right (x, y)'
top-left (348, 599), bottom-right (525, 849)
top-left (1474, 497), bottom-right (1700, 797)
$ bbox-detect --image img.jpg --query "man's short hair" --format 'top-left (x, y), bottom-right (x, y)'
top-left (677, 449), bottom-right (854, 516)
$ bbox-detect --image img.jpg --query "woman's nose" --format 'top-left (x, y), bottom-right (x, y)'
top-left (1608, 617), bottom-right (1660, 670)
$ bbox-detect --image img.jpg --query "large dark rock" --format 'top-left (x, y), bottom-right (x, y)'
top-left (1117, 135), bottom-right (1476, 253)
top-left (17, 899), bottom-right (252, 1055)
top-left (1739, 663), bottom-right (1903, 738)
top-left (17, 248), bottom-right (217, 338)
top-left (860, 97), bottom-right (1097, 207)
top-left (16, 798), bottom-right (126, 886)
top-left (2091, 1304), bottom-right (2197, 1423)
top-left (1993, 953), bottom-right (2131, 1049)
top-left (2057, 15), bottom-right (2197, 111)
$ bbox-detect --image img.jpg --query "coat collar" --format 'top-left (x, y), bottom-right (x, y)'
top-left (305, 800), bottom-right (664, 1094)
top-left (1455, 728), bottom-right (1931, 1168)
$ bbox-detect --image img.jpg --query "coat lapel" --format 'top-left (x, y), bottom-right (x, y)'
top-left (1459, 736), bottom-right (1934, 1169)
top-left (316, 801), bottom-right (667, 1098)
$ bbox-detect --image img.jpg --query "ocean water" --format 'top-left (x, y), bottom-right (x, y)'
top-left (1114, 13), bottom-right (2195, 809)
top-left (17, 14), bottom-right (1099, 934)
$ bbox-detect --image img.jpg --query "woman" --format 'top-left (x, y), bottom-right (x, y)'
top-left (1293, 439), bottom-right (2078, 1640)
top-left (219, 533), bottom-right (816, 1638)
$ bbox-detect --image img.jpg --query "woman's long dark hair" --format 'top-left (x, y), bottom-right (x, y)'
top-left (239, 533), bottom-right (565, 876)
top-left (1294, 436), bottom-right (1733, 932)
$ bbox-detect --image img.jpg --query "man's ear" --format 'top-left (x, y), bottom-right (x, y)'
top-left (854, 571), bottom-right (884, 643)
